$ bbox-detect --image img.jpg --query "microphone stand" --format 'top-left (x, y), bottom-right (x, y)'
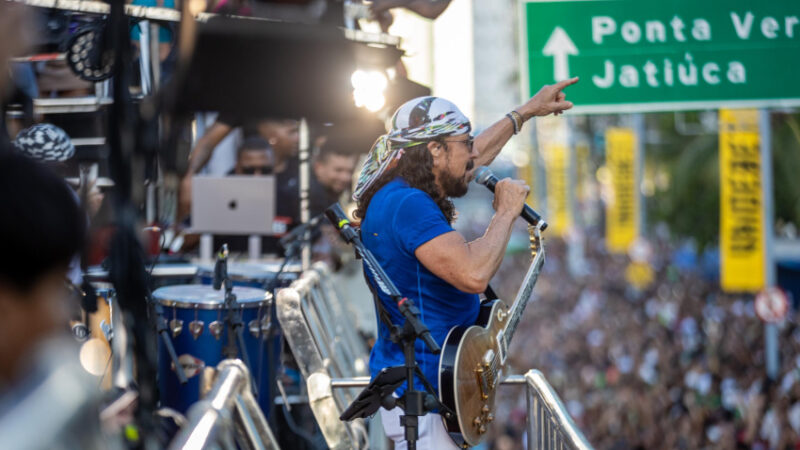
top-left (151, 301), bottom-right (187, 385)
top-left (213, 244), bottom-right (257, 395)
top-left (325, 204), bottom-right (440, 450)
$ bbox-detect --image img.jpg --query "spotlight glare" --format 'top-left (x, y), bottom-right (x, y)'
top-left (351, 69), bottom-right (388, 112)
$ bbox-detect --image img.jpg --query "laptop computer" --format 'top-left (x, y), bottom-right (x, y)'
top-left (191, 176), bottom-right (276, 235)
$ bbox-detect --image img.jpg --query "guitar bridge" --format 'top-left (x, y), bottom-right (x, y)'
top-left (474, 365), bottom-right (488, 400)
top-left (475, 349), bottom-right (499, 401)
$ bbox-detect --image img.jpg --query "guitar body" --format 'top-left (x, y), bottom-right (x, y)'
top-left (438, 226), bottom-right (545, 447)
top-left (439, 299), bottom-right (509, 447)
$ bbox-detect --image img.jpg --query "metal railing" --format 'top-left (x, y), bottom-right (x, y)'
top-left (276, 262), bottom-right (370, 450)
top-left (506, 371), bottom-right (593, 450)
top-left (169, 359), bottom-right (279, 450)
top-left (331, 370), bottom-right (592, 450)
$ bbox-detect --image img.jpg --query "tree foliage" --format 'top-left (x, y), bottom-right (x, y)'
top-left (645, 112), bottom-right (800, 249)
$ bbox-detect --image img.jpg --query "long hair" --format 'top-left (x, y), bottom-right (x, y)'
top-left (354, 143), bottom-right (455, 223)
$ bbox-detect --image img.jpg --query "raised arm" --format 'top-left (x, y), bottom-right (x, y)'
top-left (370, 0), bottom-right (452, 19)
top-left (474, 77), bottom-right (579, 168)
top-left (414, 178), bottom-right (529, 294)
top-left (176, 121), bottom-right (234, 221)
top-left (186, 121), bottom-right (234, 175)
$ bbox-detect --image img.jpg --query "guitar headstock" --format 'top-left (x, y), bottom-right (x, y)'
top-left (527, 225), bottom-right (544, 261)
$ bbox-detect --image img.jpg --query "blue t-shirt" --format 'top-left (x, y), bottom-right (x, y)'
top-left (361, 178), bottom-right (480, 396)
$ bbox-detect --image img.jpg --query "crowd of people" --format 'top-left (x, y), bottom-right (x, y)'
top-left (484, 225), bottom-right (800, 450)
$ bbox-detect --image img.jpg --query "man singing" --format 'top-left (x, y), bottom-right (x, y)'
top-left (354, 78), bottom-right (578, 448)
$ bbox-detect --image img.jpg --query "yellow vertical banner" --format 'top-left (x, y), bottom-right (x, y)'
top-left (719, 109), bottom-right (764, 292)
top-left (536, 115), bottom-right (571, 237)
top-left (543, 143), bottom-right (571, 236)
top-left (605, 128), bottom-right (638, 253)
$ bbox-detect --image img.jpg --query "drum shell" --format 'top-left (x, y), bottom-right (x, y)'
top-left (78, 287), bottom-right (113, 389)
top-left (154, 287), bottom-right (279, 416)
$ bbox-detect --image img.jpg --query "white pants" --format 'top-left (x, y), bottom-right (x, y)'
top-left (380, 407), bottom-right (460, 450)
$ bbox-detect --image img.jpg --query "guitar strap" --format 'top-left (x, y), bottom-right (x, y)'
top-left (361, 265), bottom-right (396, 332)
top-left (483, 284), bottom-right (499, 302)
top-left (362, 265), bottom-right (499, 326)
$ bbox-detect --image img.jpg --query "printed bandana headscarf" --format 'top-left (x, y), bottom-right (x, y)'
top-left (13, 123), bottom-right (75, 162)
top-left (353, 96), bottom-right (471, 201)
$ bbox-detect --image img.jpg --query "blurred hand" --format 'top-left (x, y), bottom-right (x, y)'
top-left (177, 174), bottom-right (193, 221)
top-left (492, 178), bottom-right (529, 218)
top-left (517, 77), bottom-right (579, 120)
top-left (376, 10), bottom-right (394, 32)
top-left (370, 0), bottom-right (450, 20)
top-left (369, 0), bottom-right (407, 16)
top-left (86, 181), bottom-right (104, 218)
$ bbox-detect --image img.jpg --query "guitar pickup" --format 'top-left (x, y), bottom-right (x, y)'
top-left (496, 330), bottom-right (508, 364)
top-left (482, 349), bottom-right (495, 366)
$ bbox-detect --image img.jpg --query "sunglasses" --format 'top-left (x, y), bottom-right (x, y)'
top-left (442, 136), bottom-right (474, 152)
top-left (240, 166), bottom-right (273, 175)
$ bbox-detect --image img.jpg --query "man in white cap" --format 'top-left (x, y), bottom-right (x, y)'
top-left (353, 78), bottom-right (578, 448)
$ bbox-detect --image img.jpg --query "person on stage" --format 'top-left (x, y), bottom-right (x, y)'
top-left (353, 78), bottom-right (577, 448)
top-left (178, 118), bottom-right (300, 228)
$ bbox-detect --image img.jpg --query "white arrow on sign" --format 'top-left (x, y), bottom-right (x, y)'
top-left (542, 27), bottom-right (578, 82)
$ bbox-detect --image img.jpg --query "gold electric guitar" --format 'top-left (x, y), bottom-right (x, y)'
top-left (438, 226), bottom-right (545, 447)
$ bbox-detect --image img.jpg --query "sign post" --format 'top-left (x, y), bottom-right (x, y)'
top-left (522, 0), bottom-right (800, 112)
top-left (759, 109), bottom-right (779, 380)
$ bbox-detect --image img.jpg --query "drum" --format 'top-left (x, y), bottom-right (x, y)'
top-left (195, 262), bottom-right (304, 414)
top-left (76, 287), bottom-right (114, 390)
top-left (153, 285), bottom-right (277, 415)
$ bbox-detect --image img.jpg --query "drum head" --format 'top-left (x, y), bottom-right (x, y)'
top-left (197, 261), bottom-right (302, 282)
top-left (152, 285), bottom-right (271, 309)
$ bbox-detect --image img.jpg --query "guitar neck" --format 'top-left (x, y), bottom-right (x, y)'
top-left (501, 231), bottom-right (545, 346)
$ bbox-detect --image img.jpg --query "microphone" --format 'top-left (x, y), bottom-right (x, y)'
top-left (324, 203), bottom-right (359, 244)
top-left (279, 214), bottom-right (324, 250)
top-left (212, 244), bottom-right (229, 291)
top-left (474, 166), bottom-right (548, 231)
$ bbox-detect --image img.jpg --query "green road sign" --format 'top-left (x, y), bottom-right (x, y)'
top-left (522, 0), bottom-right (800, 113)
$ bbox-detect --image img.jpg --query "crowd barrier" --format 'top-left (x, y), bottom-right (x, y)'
top-left (503, 371), bottom-right (593, 450)
top-left (276, 262), bottom-right (370, 449)
top-left (331, 371), bottom-right (591, 450)
top-left (169, 359), bottom-right (279, 450)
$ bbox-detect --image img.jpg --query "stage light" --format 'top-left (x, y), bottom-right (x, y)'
top-left (351, 69), bottom-right (387, 112)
